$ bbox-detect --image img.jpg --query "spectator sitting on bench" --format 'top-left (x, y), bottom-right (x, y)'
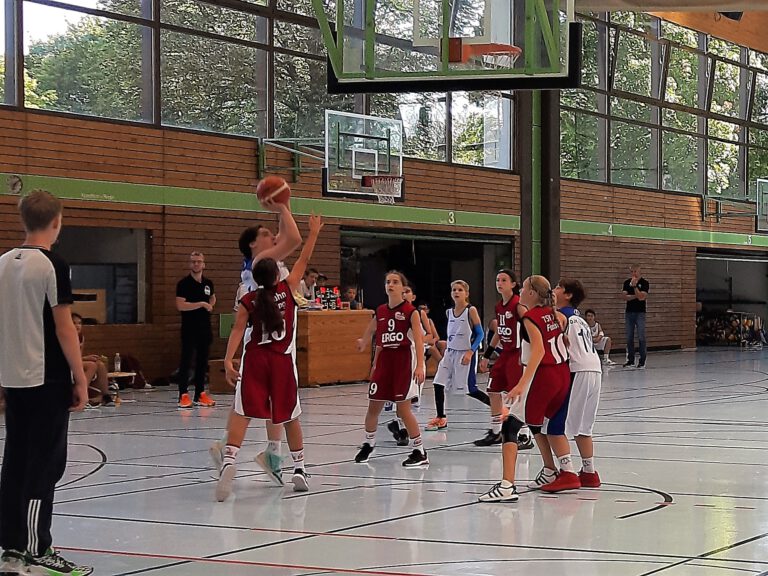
top-left (72, 312), bottom-right (113, 406)
top-left (584, 308), bottom-right (615, 366)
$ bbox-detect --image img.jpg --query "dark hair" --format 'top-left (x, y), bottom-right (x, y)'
top-left (584, 308), bottom-right (596, 316)
top-left (304, 268), bottom-right (319, 277)
top-left (558, 278), bottom-right (586, 308)
top-left (19, 190), bottom-right (62, 232)
top-left (385, 269), bottom-right (409, 287)
top-left (497, 268), bottom-right (520, 295)
top-left (252, 258), bottom-right (283, 334)
top-left (238, 226), bottom-right (264, 259)
top-left (71, 312), bottom-right (83, 321)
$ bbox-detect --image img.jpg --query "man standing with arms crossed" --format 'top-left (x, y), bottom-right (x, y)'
top-left (0, 190), bottom-right (92, 575)
top-left (622, 264), bottom-right (650, 369)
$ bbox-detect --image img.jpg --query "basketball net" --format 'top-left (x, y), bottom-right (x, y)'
top-left (370, 177), bottom-right (402, 205)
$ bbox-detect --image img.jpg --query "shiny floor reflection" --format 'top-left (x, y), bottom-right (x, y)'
top-left (5, 348), bottom-right (768, 575)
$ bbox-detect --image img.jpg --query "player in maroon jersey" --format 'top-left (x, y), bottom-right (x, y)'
top-left (479, 275), bottom-right (575, 502)
top-left (355, 271), bottom-right (428, 467)
top-left (215, 214), bottom-right (323, 502)
top-left (474, 269), bottom-right (528, 446)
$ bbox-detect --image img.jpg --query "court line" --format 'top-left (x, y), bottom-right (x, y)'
top-left (56, 547), bottom-right (433, 576)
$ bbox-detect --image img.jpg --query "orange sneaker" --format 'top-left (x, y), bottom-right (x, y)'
top-left (425, 417), bottom-right (448, 431)
top-left (178, 393), bottom-right (193, 409)
top-left (195, 392), bottom-right (216, 407)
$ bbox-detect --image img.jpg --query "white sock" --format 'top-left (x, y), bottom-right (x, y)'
top-left (500, 479), bottom-right (514, 489)
top-left (223, 444), bottom-right (240, 466)
top-left (290, 449), bottom-right (305, 471)
top-left (491, 414), bottom-right (503, 435)
top-left (582, 457), bottom-right (595, 473)
top-left (266, 440), bottom-right (281, 455)
top-left (411, 435), bottom-right (425, 454)
top-left (365, 430), bottom-right (376, 447)
top-left (558, 454), bottom-right (575, 473)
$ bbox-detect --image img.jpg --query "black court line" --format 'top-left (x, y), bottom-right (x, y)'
top-left (638, 531), bottom-right (768, 575)
top-left (56, 444), bottom-right (107, 489)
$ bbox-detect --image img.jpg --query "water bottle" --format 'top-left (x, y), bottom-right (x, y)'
top-left (114, 353), bottom-right (121, 373)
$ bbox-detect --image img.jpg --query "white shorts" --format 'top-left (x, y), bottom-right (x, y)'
top-left (556, 371), bottom-right (601, 437)
top-left (432, 349), bottom-right (474, 394)
top-left (594, 338), bottom-right (609, 351)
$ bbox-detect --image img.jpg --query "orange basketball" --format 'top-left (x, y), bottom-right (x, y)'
top-left (256, 176), bottom-right (291, 205)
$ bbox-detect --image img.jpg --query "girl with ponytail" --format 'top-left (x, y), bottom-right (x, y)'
top-left (217, 214), bottom-right (324, 502)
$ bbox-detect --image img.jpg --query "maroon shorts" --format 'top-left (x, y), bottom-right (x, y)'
top-left (369, 347), bottom-right (417, 402)
top-left (488, 349), bottom-right (523, 393)
top-left (235, 348), bottom-right (301, 425)
top-left (525, 363), bottom-right (571, 427)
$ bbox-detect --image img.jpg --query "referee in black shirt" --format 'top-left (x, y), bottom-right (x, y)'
top-left (0, 190), bottom-right (92, 575)
top-left (175, 251), bottom-right (217, 408)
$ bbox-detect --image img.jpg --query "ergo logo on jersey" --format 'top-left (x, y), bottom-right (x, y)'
top-left (382, 332), bottom-right (405, 344)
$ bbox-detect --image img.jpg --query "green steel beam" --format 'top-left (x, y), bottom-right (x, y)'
top-left (533, 0), bottom-right (558, 72)
top-left (310, 0), bottom-right (343, 75)
top-left (531, 92), bottom-right (542, 275)
top-left (365, 0), bottom-right (375, 78)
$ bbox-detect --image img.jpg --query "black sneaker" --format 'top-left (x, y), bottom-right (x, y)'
top-left (387, 420), bottom-right (402, 442)
top-left (474, 429), bottom-right (503, 446)
top-left (26, 548), bottom-right (94, 576)
top-left (402, 449), bottom-right (429, 467)
top-left (1, 550), bottom-right (27, 574)
top-left (355, 442), bottom-right (375, 463)
top-left (396, 429), bottom-right (410, 447)
top-left (517, 435), bottom-right (535, 450)
top-left (637, 363), bottom-right (646, 370)
top-left (623, 361), bottom-right (635, 368)
top-left (292, 468), bottom-right (310, 492)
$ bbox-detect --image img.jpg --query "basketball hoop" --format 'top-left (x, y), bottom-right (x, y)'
top-left (366, 176), bottom-right (403, 205)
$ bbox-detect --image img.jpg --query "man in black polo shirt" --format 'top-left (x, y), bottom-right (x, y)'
top-left (622, 263), bottom-right (650, 369)
top-left (0, 190), bottom-right (92, 575)
top-left (176, 251), bottom-right (217, 408)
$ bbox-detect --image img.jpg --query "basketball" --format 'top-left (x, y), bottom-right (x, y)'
top-left (256, 176), bottom-right (291, 205)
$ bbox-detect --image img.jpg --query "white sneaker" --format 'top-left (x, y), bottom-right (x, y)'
top-left (479, 482), bottom-right (519, 502)
top-left (216, 463), bottom-right (236, 502)
top-left (528, 467), bottom-right (558, 489)
top-left (292, 469), bottom-right (310, 492)
top-left (603, 358), bottom-right (616, 366)
top-left (209, 440), bottom-right (224, 472)
top-left (255, 451), bottom-right (284, 486)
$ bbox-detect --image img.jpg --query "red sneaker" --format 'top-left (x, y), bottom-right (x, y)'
top-left (540, 470), bottom-right (581, 492)
top-left (579, 470), bottom-right (601, 488)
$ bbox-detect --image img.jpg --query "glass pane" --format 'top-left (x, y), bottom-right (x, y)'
top-left (1, 3), bottom-right (6, 104)
top-left (275, 21), bottom-right (326, 56)
top-left (24, 3), bottom-right (148, 120)
top-left (277, 0), bottom-right (334, 21)
top-left (748, 146), bottom-right (768, 200)
top-left (662, 22), bottom-right (699, 47)
top-left (752, 73), bottom-right (768, 126)
top-left (613, 30), bottom-right (658, 98)
top-left (708, 140), bottom-right (743, 198)
top-left (451, 92), bottom-right (511, 169)
top-left (161, 0), bottom-right (268, 43)
top-left (610, 12), bottom-right (656, 32)
top-left (161, 31), bottom-right (267, 136)
top-left (750, 50), bottom-right (768, 72)
top-left (665, 46), bottom-right (702, 109)
top-left (561, 110), bottom-right (606, 183)
top-left (750, 129), bottom-right (768, 148)
top-left (33, 0), bottom-right (144, 18)
top-left (611, 97), bottom-right (655, 123)
top-left (663, 109), bottom-right (698, 133)
top-left (611, 120), bottom-right (657, 188)
top-left (370, 92), bottom-right (446, 161)
top-left (274, 52), bottom-right (355, 139)
top-left (580, 18), bottom-right (607, 89)
top-left (561, 89), bottom-right (600, 112)
top-left (708, 37), bottom-right (740, 61)
top-left (662, 131), bottom-right (701, 194)
top-left (711, 59), bottom-right (748, 119)
top-left (709, 119), bottom-right (741, 142)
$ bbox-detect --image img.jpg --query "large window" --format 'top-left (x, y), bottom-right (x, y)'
top-left (562, 12), bottom-right (768, 203)
top-left (1, 0), bottom-right (517, 170)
